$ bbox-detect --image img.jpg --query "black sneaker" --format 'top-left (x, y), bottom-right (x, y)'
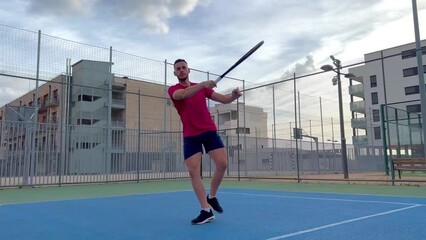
top-left (191, 210), bottom-right (215, 225)
top-left (207, 196), bottom-right (223, 214)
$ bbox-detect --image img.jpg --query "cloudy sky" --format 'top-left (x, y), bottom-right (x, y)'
top-left (1, 0), bottom-right (425, 140)
top-left (2, 0), bottom-right (424, 80)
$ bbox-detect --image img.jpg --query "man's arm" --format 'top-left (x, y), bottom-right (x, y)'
top-left (210, 88), bottom-right (242, 104)
top-left (172, 81), bottom-right (216, 100)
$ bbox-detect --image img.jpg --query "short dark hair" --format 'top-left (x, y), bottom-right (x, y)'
top-left (174, 59), bottom-right (187, 66)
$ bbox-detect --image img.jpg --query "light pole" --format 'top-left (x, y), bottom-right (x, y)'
top-left (321, 55), bottom-right (355, 179)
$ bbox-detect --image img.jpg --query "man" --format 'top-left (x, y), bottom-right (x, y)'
top-left (168, 59), bottom-right (242, 225)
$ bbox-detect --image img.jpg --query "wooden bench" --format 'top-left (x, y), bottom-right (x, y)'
top-left (392, 158), bottom-right (426, 179)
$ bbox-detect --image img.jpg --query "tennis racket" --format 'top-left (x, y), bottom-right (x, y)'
top-left (215, 40), bottom-right (264, 83)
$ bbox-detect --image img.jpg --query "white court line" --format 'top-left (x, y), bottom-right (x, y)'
top-left (220, 192), bottom-right (424, 240)
top-left (221, 192), bottom-right (425, 206)
top-left (265, 205), bottom-right (422, 240)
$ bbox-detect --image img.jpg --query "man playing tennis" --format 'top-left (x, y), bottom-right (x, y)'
top-left (168, 59), bottom-right (242, 225)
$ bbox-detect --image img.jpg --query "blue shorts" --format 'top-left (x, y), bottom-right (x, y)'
top-left (183, 131), bottom-right (224, 160)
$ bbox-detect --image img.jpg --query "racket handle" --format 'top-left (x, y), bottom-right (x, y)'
top-left (214, 76), bottom-right (223, 83)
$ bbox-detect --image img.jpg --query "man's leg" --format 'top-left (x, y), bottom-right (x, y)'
top-left (208, 148), bottom-right (227, 197)
top-left (185, 148), bottom-right (214, 225)
top-left (186, 152), bottom-right (209, 209)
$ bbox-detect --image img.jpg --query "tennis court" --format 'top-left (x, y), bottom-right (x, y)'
top-left (1, 180), bottom-right (425, 240)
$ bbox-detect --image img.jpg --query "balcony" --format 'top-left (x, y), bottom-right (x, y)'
top-left (351, 117), bottom-right (367, 129)
top-left (104, 80), bottom-right (126, 90)
top-left (46, 96), bottom-right (60, 107)
top-left (112, 82), bottom-right (126, 90)
top-left (104, 98), bottom-right (126, 109)
top-left (349, 84), bottom-right (364, 98)
top-left (352, 135), bottom-right (368, 146)
top-left (111, 121), bottom-right (125, 129)
top-left (350, 100), bottom-right (366, 114)
top-left (37, 103), bottom-right (48, 112)
top-left (350, 76), bottom-right (363, 84)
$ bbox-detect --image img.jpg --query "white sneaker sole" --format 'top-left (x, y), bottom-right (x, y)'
top-left (192, 216), bottom-right (215, 225)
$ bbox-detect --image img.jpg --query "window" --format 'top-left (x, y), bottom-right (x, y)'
top-left (403, 65), bottom-right (426, 77)
top-left (374, 127), bottom-right (381, 140)
top-left (403, 67), bottom-right (418, 77)
top-left (229, 144), bottom-right (242, 150)
top-left (53, 89), bottom-right (59, 101)
top-left (401, 47), bottom-right (426, 59)
top-left (42, 94), bottom-right (48, 107)
top-left (405, 85), bottom-right (420, 95)
top-left (76, 142), bottom-right (96, 149)
top-left (401, 49), bottom-right (417, 59)
top-left (231, 110), bottom-right (238, 120)
top-left (83, 95), bottom-right (92, 101)
top-left (218, 113), bottom-right (230, 122)
top-left (406, 104), bottom-right (421, 113)
top-left (371, 92), bottom-right (378, 105)
top-left (236, 127), bottom-right (250, 134)
top-left (262, 159), bottom-right (270, 164)
top-left (81, 119), bottom-right (91, 125)
top-left (372, 109), bottom-right (380, 122)
top-left (112, 91), bottom-right (123, 102)
top-left (77, 118), bottom-right (92, 125)
top-left (370, 75), bottom-right (377, 87)
top-left (77, 94), bottom-right (93, 102)
top-left (52, 112), bottom-right (57, 123)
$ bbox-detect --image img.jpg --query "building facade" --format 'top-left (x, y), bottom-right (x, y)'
top-left (209, 103), bottom-right (269, 150)
top-left (0, 60), bottom-right (182, 175)
top-left (348, 40), bottom-right (426, 152)
top-left (0, 60), bottom-right (270, 176)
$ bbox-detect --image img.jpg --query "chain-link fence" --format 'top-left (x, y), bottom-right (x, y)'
top-left (2, 24), bottom-right (425, 187)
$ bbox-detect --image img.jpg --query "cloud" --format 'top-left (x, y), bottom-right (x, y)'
top-left (281, 55), bottom-right (315, 79)
top-left (0, 77), bottom-right (31, 107)
top-left (241, 55), bottom-right (316, 109)
top-left (25, 0), bottom-right (210, 34)
top-left (26, 0), bottom-right (94, 16)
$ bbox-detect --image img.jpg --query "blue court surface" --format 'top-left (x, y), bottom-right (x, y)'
top-left (1, 189), bottom-right (425, 240)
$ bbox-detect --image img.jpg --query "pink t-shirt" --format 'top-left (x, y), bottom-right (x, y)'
top-left (168, 82), bottom-right (217, 137)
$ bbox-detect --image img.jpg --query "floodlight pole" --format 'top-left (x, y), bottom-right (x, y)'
top-left (412, 0), bottom-right (426, 157)
top-left (334, 59), bottom-right (350, 179)
top-left (322, 56), bottom-right (350, 179)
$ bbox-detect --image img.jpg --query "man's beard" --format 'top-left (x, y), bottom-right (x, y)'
top-left (178, 76), bottom-right (188, 82)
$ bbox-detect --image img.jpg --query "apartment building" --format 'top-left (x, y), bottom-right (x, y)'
top-left (209, 103), bottom-right (268, 150)
top-left (0, 60), bottom-right (181, 174)
top-left (348, 40), bottom-right (426, 150)
top-left (0, 60), bottom-right (270, 175)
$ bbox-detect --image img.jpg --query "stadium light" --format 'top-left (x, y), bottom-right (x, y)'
top-left (320, 55), bottom-right (354, 179)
